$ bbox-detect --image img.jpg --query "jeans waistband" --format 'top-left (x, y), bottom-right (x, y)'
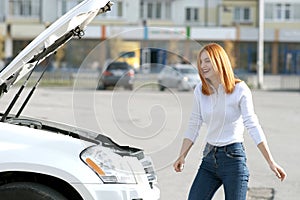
top-left (205, 142), bottom-right (244, 152)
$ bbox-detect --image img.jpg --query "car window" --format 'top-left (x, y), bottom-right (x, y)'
top-left (120, 51), bottom-right (135, 58)
top-left (107, 63), bottom-right (129, 70)
top-left (161, 68), bottom-right (171, 74)
top-left (179, 68), bottom-right (197, 74)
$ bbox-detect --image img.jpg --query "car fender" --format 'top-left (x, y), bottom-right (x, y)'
top-left (0, 122), bottom-right (102, 185)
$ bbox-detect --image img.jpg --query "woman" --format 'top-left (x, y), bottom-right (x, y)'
top-left (173, 43), bottom-right (286, 200)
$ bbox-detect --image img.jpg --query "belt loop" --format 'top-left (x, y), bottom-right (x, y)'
top-left (224, 145), bottom-right (227, 152)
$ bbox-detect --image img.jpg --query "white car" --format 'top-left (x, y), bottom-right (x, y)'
top-left (158, 64), bottom-right (200, 91)
top-left (0, 1), bottom-right (160, 200)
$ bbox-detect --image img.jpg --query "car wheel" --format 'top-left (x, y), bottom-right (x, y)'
top-left (159, 86), bottom-right (165, 91)
top-left (124, 85), bottom-right (133, 90)
top-left (97, 84), bottom-right (106, 90)
top-left (177, 81), bottom-right (190, 91)
top-left (177, 81), bottom-right (184, 91)
top-left (158, 84), bottom-right (165, 91)
top-left (0, 182), bottom-right (68, 200)
top-left (97, 81), bottom-right (105, 90)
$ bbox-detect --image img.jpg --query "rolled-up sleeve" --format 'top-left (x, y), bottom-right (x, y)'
top-left (240, 84), bottom-right (266, 145)
top-left (184, 90), bottom-right (203, 143)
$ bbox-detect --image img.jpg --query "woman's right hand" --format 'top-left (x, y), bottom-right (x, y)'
top-left (174, 139), bottom-right (194, 172)
top-left (173, 157), bottom-right (185, 172)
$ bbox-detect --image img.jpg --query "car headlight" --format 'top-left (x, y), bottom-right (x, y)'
top-left (183, 76), bottom-right (189, 82)
top-left (80, 145), bottom-right (136, 184)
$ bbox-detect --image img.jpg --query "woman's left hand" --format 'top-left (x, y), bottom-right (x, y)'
top-left (257, 142), bottom-right (287, 181)
top-left (269, 162), bottom-right (287, 181)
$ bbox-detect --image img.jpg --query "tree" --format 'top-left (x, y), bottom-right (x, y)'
top-left (0, 32), bottom-right (4, 60)
top-left (109, 36), bottom-right (122, 60)
top-left (55, 44), bottom-right (65, 68)
top-left (168, 40), bottom-right (180, 64)
top-left (224, 40), bottom-right (236, 69)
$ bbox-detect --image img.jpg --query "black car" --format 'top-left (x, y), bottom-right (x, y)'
top-left (97, 62), bottom-right (135, 90)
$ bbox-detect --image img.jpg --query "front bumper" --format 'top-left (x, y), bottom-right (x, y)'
top-left (180, 80), bottom-right (198, 90)
top-left (73, 182), bottom-right (160, 200)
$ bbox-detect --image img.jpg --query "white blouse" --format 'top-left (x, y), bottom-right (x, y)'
top-left (184, 81), bottom-right (266, 146)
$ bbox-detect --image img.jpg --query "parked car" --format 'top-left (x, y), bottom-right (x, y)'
top-left (0, 1), bottom-right (160, 200)
top-left (158, 64), bottom-right (200, 91)
top-left (97, 62), bottom-right (135, 90)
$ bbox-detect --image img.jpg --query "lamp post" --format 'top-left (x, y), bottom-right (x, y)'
top-left (257, 0), bottom-right (264, 89)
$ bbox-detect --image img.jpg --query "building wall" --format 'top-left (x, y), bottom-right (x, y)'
top-left (220, 0), bottom-right (257, 27)
top-left (125, 0), bottom-right (140, 24)
top-left (172, 0), bottom-right (221, 26)
top-left (0, 0), bottom-right (299, 74)
top-left (171, 0), bottom-right (194, 26)
top-left (264, 0), bottom-right (300, 29)
top-left (0, 0), bottom-right (5, 22)
top-left (42, 1), bottom-right (59, 23)
top-left (265, 22), bottom-right (300, 29)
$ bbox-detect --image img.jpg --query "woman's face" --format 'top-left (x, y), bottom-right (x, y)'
top-left (199, 50), bottom-right (218, 81)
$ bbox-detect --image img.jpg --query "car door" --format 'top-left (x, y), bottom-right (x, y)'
top-left (159, 68), bottom-right (170, 87)
top-left (169, 67), bottom-right (181, 88)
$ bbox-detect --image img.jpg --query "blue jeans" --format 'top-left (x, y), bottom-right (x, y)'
top-left (188, 143), bottom-right (249, 200)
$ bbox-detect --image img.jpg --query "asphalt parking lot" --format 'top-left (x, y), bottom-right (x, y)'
top-left (0, 86), bottom-right (299, 200)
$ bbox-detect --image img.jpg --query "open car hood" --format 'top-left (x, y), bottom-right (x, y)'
top-left (0, 0), bottom-right (113, 96)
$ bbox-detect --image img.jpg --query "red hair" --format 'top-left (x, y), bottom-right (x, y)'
top-left (197, 43), bottom-right (241, 95)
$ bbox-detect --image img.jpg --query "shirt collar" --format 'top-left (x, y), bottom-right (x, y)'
top-left (207, 81), bottom-right (224, 95)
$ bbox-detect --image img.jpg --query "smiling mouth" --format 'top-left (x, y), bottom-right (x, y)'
top-left (202, 69), bottom-right (210, 74)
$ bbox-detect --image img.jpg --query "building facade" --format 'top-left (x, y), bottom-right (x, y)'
top-left (0, 0), bottom-right (299, 74)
